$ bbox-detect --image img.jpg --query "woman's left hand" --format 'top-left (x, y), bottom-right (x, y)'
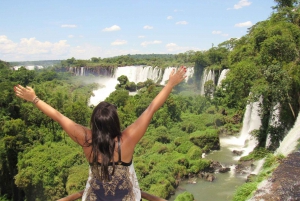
top-left (14, 85), bottom-right (37, 102)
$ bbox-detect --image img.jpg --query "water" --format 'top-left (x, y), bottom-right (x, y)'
top-left (89, 66), bottom-right (194, 106)
top-left (217, 69), bottom-right (229, 87)
top-left (200, 69), bottom-right (215, 95)
top-left (168, 98), bottom-right (262, 201)
top-left (275, 112), bottom-right (300, 156)
top-left (168, 144), bottom-right (246, 201)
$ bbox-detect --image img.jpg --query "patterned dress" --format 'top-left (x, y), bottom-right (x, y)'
top-left (82, 139), bottom-right (141, 201)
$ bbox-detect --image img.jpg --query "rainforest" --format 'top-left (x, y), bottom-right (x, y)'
top-left (1, 1), bottom-right (300, 200)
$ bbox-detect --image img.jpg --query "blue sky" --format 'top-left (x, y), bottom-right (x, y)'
top-left (0, 0), bottom-right (276, 61)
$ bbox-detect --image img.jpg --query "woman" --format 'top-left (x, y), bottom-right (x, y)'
top-left (14, 66), bottom-right (186, 201)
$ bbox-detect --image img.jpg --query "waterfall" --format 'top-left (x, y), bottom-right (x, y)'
top-left (217, 69), bottom-right (229, 87)
top-left (80, 67), bottom-right (85, 76)
top-left (89, 66), bottom-right (176, 106)
top-left (115, 66), bottom-right (163, 83)
top-left (160, 67), bottom-right (175, 85)
top-left (220, 98), bottom-right (262, 159)
top-left (160, 66), bottom-right (194, 85)
top-left (200, 69), bottom-right (215, 95)
top-left (251, 158), bottom-right (265, 175)
top-left (275, 112), bottom-right (300, 156)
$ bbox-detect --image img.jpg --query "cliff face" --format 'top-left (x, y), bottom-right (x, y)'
top-left (249, 151), bottom-right (300, 201)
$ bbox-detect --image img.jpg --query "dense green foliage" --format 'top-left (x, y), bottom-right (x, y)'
top-left (174, 191), bottom-right (194, 201)
top-left (1, 1), bottom-right (300, 200)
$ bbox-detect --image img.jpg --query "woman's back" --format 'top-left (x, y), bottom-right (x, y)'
top-left (82, 137), bottom-right (141, 201)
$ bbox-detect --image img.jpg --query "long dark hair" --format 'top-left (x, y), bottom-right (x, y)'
top-left (90, 101), bottom-right (122, 181)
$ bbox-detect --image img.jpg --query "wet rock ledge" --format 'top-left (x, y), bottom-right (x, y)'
top-left (250, 151), bottom-right (300, 201)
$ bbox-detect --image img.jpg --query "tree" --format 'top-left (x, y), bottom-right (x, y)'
top-left (273, 0), bottom-right (299, 9)
top-left (0, 119), bottom-right (27, 200)
top-left (105, 89), bottom-right (129, 108)
top-left (90, 57), bottom-right (100, 63)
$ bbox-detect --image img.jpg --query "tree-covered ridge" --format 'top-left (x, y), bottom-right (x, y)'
top-left (51, 51), bottom-right (196, 70)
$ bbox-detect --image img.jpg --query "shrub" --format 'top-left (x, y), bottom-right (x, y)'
top-left (174, 191), bottom-right (194, 201)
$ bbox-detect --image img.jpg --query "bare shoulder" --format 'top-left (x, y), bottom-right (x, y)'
top-left (73, 125), bottom-right (92, 146)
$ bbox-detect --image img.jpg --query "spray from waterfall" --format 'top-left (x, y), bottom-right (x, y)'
top-left (220, 98), bottom-right (262, 160)
top-left (275, 112), bottom-right (300, 156)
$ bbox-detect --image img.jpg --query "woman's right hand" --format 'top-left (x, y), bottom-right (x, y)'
top-left (14, 84), bottom-right (37, 102)
top-left (168, 66), bottom-right (187, 87)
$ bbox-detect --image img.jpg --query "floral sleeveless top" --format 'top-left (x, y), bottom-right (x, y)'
top-left (82, 138), bottom-right (141, 201)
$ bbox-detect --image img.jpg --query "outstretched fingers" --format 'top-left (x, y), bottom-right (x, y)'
top-left (176, 66), bottom-right (187, 79)
top-left (14, 85), bottom-right (24, 97)
top-left (14, 84), bottom-right (36, 102)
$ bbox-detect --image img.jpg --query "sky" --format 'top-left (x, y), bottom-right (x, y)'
top-left (0, 0), bottom-right (276, 62)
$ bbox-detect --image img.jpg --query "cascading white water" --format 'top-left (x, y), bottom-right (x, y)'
top-left (220, 98), bottom-right (262, 159)
top-left (275, 112), bottom-right (300, 156)
top-left (200, 69), bottom-right (215, 95)
top-left (115, 66), bottom-right (163, 83)
top-left (160, 66), bottom-right (194, 85)
top-left (251, 158), bottom-right (265, 175)
top-left (217, 69), bottom-right (229, 87)
top-left (160, 67), bottom-right (175, 85)
top-left (89, 66), bottom-right (196, 106)
top-left (80, 67), bottom-right (85, 76)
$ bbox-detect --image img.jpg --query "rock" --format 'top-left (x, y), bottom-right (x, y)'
top-left (210, 161), bottom-right (223, 169)
top-left (249, 152), bottom-right (300, 201)
top-left (206, 174), bottom-right (215, 182)
top-left (199, 172), bottom-right (215, 182)
top-left (235, 160), bottom-right (254, 174)
top-left (232, 150), bottom-right (243, 156)
top-left (219, 167), bottom-right (231, 173)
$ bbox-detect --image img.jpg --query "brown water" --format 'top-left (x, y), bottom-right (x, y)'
top-left (169, 145), bottom-right (247, 201)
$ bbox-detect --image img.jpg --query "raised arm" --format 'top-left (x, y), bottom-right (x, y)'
top-left (123, 66), bottom-right (187, 145)
top-left (14, 85), bottom-right (87, 146)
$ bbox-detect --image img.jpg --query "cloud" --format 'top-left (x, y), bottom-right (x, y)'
top-left (61, 24), bottom-right (77, 28)
top-left (143, 25), bottom-right (153, 29)
top-left (138, 35), bottom-right (145, 38)
top-left (68, 35), bottom-right (74, 38)
top-left (0, 35), bottom-right (71, 61)
top-left (167, 16), bottom-right (173, 20)
top-left (228, 0), bottom-right (252, 10)
top-left (111, 39), bottom-right (127, 46)
top-left (0, 35), bottom-right (18, 53)
top-left (165, 42), bottom-right (200, 52)
top-left (176, 21), bottom-right (188, 25)
top-left (0, 35), bottom-right (138, 61)
top-left (102, 25), bottom-right (121, 32)
top-left (235, 21), bottom-right (253, 27)
top-left (166, 43), bottom-right (178, 51)
top-left (141, 40), bottom-right (162, 47)
top-left (212, 31), bottom-right (222, 35)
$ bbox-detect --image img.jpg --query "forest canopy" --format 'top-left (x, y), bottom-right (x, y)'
top-left (1, 1), bottom-right (300, 200)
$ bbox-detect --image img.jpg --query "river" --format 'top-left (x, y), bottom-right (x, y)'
top-left (169, 141), bottom-right (248, 201)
